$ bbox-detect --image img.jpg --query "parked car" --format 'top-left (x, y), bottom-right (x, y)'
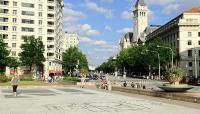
top-left (186, 76), bottom-right (200, 86)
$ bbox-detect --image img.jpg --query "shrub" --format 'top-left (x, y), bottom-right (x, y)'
top-left (63, 76), bottom-right (80, 82)
top-left (20, 74), bottom-right (33, 81)
top-left (0, 75), bottom-right (10, 83)
top-left (165, 67), bottom-right (183, 85)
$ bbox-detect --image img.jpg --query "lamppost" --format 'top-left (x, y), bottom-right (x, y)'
top-left (157, 45), bottom-right (173, 68)
top-left (113, 56), bottom-right (118, 77)
top-left (76, 60), bottom-right (79, 77)
top-left (177, 39), bottom-right (197, 79)
top-left (146, 50), bottom-right (160, 80)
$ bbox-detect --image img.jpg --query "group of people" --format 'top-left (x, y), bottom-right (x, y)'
top-left (100, 78), bottom-right (111, 90)
top-left (122, 81), bottom-right (146, 89)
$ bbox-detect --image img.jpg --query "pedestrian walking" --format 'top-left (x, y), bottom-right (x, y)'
top-left (80, 77), bottom-right (85, 88)
top-left (11, 72), bottom-right (20, 97)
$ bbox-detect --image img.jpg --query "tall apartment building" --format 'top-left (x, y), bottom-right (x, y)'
top-left (0, 0), bottom-right (64, 77)
top-left (62, 32), bottom-right (79, 52)
top-left (147, 8), bottom-right (200, 77)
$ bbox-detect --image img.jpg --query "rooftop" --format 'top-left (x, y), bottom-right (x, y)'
top-left (185, 8), bottom-right (200, 13)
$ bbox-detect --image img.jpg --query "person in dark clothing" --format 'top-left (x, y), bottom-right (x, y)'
top-left (123, 81), bottom-right (127, 87)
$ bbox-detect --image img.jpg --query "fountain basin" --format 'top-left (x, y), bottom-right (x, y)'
top-left (158, 83), bottom-right (193, 92)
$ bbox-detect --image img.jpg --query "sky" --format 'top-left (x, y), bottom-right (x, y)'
top-left (63, 0), bottom-right (200, 67)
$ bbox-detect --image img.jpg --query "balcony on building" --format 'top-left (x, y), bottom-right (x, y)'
top-left (47, 52), bottom-right (54, 59)
top-left (0, 9), bottom-right (9, 14)
top-left (47, 13), bottom-right (54, 19)
top-left (2, 34), bottom-right (8, 39)
top-left (47, 6), bottom-right (54, 11)
top-left (0, 26), bottom-right (8, 31)
top-left (0, 1), bottom-right (9, 6)
top-left (47, 45), bottom-right (54, 51)
top-left (47, 29), bottom-right (54, 35)
top-left (47, 0), bottom-right (54, 4)
top-left (47, 37), bottom-right (54, 43)
top-left (47, 21), bottom-right (54, 27)
top-left (0, 17), bottom-right (8, 23)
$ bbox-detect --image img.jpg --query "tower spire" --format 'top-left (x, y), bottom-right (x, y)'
top-left (135, 0), bottom-right (146, 7)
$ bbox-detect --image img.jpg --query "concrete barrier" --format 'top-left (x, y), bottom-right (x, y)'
top-left (112, 86), bottom-right (200, 104)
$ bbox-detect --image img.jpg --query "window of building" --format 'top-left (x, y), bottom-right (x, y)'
top-left (199, 32), bottom-right (200, 37)
top-left (0, 1), bottom-right (9, 5)
top-left (12, 18), bottom-right (17, 23)
top-left (12, 35), bottom-right (17, 40)
top-left (21, 19), bottom-right (34, 24)
top-left (189, 70), bottom-right (193, 76)
top-left (0, 17), bottom-right (8, 22)
top-left (0, 26), bottom-right (8, 30)
top-left (11, 51), bottom-right (16, 56)
top-left (188, 32), bottom-right (192, 37)
top-left (188, 50), bottom-right (192, 57)
top-left (12, 43), bottom-right (16, 48)
top-left (188, 62), bottom-right (192, 67)
top-left (38, 20), bottom-right (42, 25)
top-left (0, 9), bottom-right (9, 14)
top-left (2, 34), bottom-right (8, 39)
top-left (39, 4), bottom-right (42, 9)
top-left (22, 3), bottom-right (34, 8)
top-left (188, 40), bottom-right (192, 45)
top-left (22, 11), bottom-right (34, 16)
top-left (21, 27), bottom-right (34, 32)
top-left (13, 10), bottom-right (17, 15)
top-left (39, 12), bottom-right (42, 17)
top-left (38, 28), bottom-right (42, 34)
top-left (38, 36), bottom-right (42, 40)
top-left (4, 43), bottom-right (8, 47)
top-left (12, 26), bottom-right (17, 31)
top-left (198, 50), bottom-right (200, 57)
top-left (13, 2), bottom-right (17, 6)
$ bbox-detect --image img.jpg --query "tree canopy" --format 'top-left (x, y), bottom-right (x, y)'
top-left (62, 47), bottom-right (88, 72)
top-left (19, 36), bottom-right (45, 72)
top-left (97, 38), bottom-right (177, 75)
top-left (0, 35), bottom-right (9, 67)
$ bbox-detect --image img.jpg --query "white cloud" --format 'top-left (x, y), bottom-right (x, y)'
top-left (121, 11), bottom-right (132, 20)
top-left (105, 25), bottom-right (112, 31)
top-left (148, 10), bottom-right (154, 20)
top-left (63, 6), bottom-right (86, 22)
top-left (64, 23), bottom-right (100, 37)
top-left (80, 37), bottom-right (107, 46)
top-left (101, 0), bottom-right (113, 3)
top-left (85, 0), bottom-right (112, 18)
top-left (145, 0), bottom-right (177, 6)
top-left (117, 27), bottom-right (133, 33)
top-left (162, 4), bottom-right (180, 15)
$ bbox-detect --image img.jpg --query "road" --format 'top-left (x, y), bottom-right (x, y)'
top-left (1, 86), bottom-right (200, 114)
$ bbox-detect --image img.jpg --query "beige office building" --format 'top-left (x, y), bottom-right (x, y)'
top-left (62, 32), bottom-right (79, 52)
top-left (147, 8), bottom-right (200, 77)
top-left (0, 0), bottom-right (64, 77)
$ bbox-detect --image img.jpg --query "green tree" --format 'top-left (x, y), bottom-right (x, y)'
top-left (0, 35), bottom-right (9, 68)
top-left (96, 57), bottom-right (117, 73)
top-left (62, 47), bottom-right (88, 73)
top-left (7, 57), bottom-right (20, 73)
top-left (19, 36), bottom-right (45, 72)
top-left (115, 38), bottom-right (177, 75)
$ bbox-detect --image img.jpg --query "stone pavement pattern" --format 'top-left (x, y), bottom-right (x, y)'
top-left (0, 87), bottom-right (200, 114)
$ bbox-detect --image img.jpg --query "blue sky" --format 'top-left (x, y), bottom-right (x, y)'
top-left (63, 0), bottom-right (200, 67)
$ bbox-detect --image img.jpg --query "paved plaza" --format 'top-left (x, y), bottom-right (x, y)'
top-left (0, 86), bottom-right (200, 114)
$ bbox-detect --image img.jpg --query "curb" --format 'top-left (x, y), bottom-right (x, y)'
top-left (112, 86), bottom-right (200, 104)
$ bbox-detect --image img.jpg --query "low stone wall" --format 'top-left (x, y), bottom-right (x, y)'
top-left (112, 86), bottom-right (200, 104)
